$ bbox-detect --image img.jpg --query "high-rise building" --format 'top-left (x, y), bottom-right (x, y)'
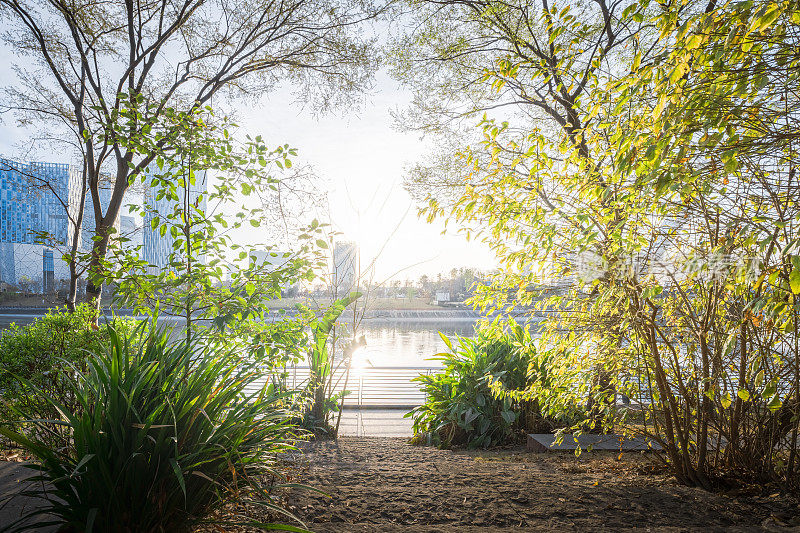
top-left (332, 241), bottom-right (358, 297)
top-left (0, 158), bottom-right (82, 291)
top-left (80, 185), bottom-right (115, 250)
top-left (119, 215), bottom-right (143, 256)
top-left (142, 165), bottom-right (207, 270)
top-left (0, 159), bottom-right (82, 246)
top-left (249, 249), bottom-right (298, 296)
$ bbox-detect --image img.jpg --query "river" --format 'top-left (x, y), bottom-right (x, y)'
top-left (0, 310), bottom-right (479, 370)
top-left (350, 320), bottom-right (476, 368)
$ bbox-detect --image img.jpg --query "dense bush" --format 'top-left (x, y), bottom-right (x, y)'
top-left (0, 306), bottom-right (135, 431)
top-left (394, 0), bottom-right (800, 491)
top-left (408, 324), bottom-right (574, 448)
top-left (0, 326), bottom-right (307, 533)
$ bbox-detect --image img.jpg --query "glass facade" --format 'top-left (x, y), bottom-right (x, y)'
top-left (0, 159), bottom-right (81, 246)
top-left (0, 156), bottom-right (173, 291)
top-left (142, 166), bottom-right (207, 270)
top-left (0, 158), bottom-right (81, 290)
top-left (42, 248), bottom-right (54, 293)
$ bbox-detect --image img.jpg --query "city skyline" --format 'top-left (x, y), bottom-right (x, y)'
top-left (0, 157), bottom-right (210, 292)
top-left (0, 147), bottom-right (496, 295)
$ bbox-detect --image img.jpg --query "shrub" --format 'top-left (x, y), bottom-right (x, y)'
top-left (408, 324), bottom-right (568, 449)
top-left (0, 305), bottom-right (135, 433)
top-left (0, 326), bottom-right (308, 533)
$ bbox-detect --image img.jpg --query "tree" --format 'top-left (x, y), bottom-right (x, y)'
top-left (600, 0), bottom-right (800, 489)
top-left (391, 0), bottom-right (650, 197)
top-left (106, 106), bottom-right (327, 345)
top-left (391, 0), bottom-right (653, 435)
top-left (396, 0), bottom-right (800, 490)
top-left (0, 0), bottom-right (381, 313)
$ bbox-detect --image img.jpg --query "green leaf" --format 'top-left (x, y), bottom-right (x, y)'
top-left (686, 34), bottom-right (703, 50)
top-left (767, 394), bottom-right (782, 412)
top-left (737, 389), bottom-right (750, 402)
top-left (85, 508), bottom-right (98, 533)
top-left (720, 393), bottom-right (732, 409)
top-left (762, 381), bottom-right (777, 399)
top-left (750, 5), bottom-right (781, 33)
top-left (790, 269), bottom-right (800, 294)
top-left (71, 454), bottom-right (96, 477)
top-left (170, 458), bottom-right (186, 500)
top-left (438, 332), bottom-right (454, 352)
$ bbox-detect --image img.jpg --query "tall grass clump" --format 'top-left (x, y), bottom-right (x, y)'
top-left (0, 326), bottom-right (308, 533)
top-left (408, 324), bottom-right (576, 449)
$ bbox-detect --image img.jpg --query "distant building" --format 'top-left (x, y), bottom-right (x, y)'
top-left (249, 249), bottom-right (298, 296)
top-left (434, 291), bottom-right (450, 305)
top-left (142, 165), bottom-right (207, 270)
top-left (0, 159), bottom-right (82, 291)
top-left (249, 249), bottom-right (286, 269)
top-left (332, 241), bottom-right (357, 297)
top-left (118, 215), bottom-right (143, 256)
top-left (0, 159), bottom-right (82, 246)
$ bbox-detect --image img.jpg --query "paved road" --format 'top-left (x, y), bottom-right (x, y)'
top-left (0, 462), bottom-right (57, 532)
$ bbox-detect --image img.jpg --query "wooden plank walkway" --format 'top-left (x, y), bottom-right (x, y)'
top-left (337, 408), bottom-right (413, 437)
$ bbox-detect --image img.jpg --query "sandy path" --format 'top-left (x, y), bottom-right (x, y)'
top-left (287, 437), bottom-right (800, 532)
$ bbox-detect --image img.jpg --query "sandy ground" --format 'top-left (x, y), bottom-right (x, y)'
top-left (3, 437), bottom-right (800, 532)
top-left (286, 437), bottom-right (800, 533)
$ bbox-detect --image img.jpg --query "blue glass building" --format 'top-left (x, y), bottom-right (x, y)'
top-left (0, 159), bottom-right (79, 245)
top-left (0, 158), bottom-right (81, 290)
top-left (142, 165), bottom-right (207, 270)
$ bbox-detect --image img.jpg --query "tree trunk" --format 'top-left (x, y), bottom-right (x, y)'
top-left (66, 173), bottom-right (87, 313)
top-left (311, 380), bottom-right (327, 428)
top-left (66, 260), bottom-right (78, 312)
top-left (85, 223), bottom-right (112, 323)
top-left (84, 155), bottom-right (128, 323)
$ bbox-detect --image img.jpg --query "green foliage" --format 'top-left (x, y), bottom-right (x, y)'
top-left (104, 105), bottom-right (333, 386)
top-left (408, 324), bottom-right (573, 449)
top-left (0, 305), bottom-right (135, 434)
top-left (107, 106), bottom-right (327, 343)
top-left (0, 325), bottom-right (308, 533)
top-left (400, 0), bottom-right (800, 490)
top-left (296, 292), bottom-right (362, 436)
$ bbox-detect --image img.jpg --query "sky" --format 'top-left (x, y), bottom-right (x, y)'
top-left (0, 45), bottom-right (497, 282)
top-left (240, 70), bottom-right (497, 282)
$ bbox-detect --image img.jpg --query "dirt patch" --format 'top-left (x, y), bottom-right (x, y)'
top-left (286, 437), bottom-right (800, 532)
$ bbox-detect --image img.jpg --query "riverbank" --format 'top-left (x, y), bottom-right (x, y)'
top-left (282, 437), bottom-right (800, 532)
top-left (0, 295), bottom-right (447, 311)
